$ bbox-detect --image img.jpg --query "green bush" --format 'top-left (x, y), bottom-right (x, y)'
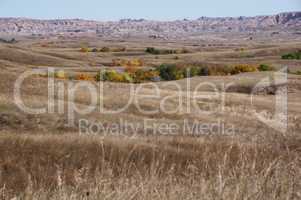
top-left (199, 67), bottom-right (210, 76)
top-left (146, 47), bottom-right (177, 55)
top-left (156, 64), bottom-right (184, 80)
top-left (122, 73), bottom-right (133, 83)
top-left (96, 70), bottom-right (118, 82)
top-left (146, 47), bottom-right (160, 55)
top-left (96, 69), bottom-right (160, 83)
top-left (95, 70), bottom-right (133, 83)
top-left (281, 51), bottom-right (301, 60)
top-left (258, 64), bottom-right (275, 71)
top-left (184, 67), bottom-right (201, 78)
top-left (282, 53), bottom-right (295, 59)
top-left (157, 64), bottom-right (235, 80)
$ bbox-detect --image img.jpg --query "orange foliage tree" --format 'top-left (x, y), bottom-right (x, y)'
top-left (76, 73), bottom-right (95, 81)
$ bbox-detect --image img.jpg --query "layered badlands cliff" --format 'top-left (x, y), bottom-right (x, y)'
top-left (0, 12), bottom-right (300, 38)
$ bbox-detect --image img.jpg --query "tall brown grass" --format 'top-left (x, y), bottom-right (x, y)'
top-left (0, 132), bottom-right (300, 200)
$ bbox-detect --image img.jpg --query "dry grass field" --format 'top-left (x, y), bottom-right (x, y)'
top-left (0, 33), bottom-right (301, 199)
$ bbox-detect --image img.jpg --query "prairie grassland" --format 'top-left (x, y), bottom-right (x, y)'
top-left (0, 132), bottom-right (300, 200)
top-left (0, 36), bottom-right (301, 199)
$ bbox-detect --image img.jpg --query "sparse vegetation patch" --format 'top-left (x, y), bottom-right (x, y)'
top-left (80, 47), bottom-right (126, 53)
top-left (146, 47), bottom-right (189, 55)
top-left (281, 51), bottom-right (301, 60)
top-left (258, 64), bottom-right (275, 71)
top-left (112, 58), bottom-right (144, 67)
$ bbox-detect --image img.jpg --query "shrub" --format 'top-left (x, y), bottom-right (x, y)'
top-left (180, 48), bottom-right (190, 54)
top-left (112, 73), bottom-right (124, 82)
top-left (184, 67), bottom-right (201, 78)
top-left (55, 71), bottom-right (65, 79)
top-left (122, 73), bottom-right (134, 83)
top-left (231, 64), bottom-right (258, 74)
top-left (91, 48), bottom-right (98, 52)
top-left (112, 59), bottom-right (124, 66)
top-left (96, 70), bottom-right (117, 81)
top-left (80, 47), bottom-right (89, 53)
top-left (165, 49), bottom-right (177, 54)
top-left (281, 51), bottom-right (301, 60)
top-left (145, 70), bottom-right (159, 82)
top-left (145, 47), bottom-right (177, 55)
top-left (156, 64), bottom-right (236, 80)
top-left (258, 64), bottom-right (275, 71)
top-left (55, 71), bottom-right (66, 79)
top-left (146, 47), bottom-right (160, 55)
top-left (100, 47), bottom-right (110, 52)
top-left (113, 59), bottom-right (144, 67)
top-left (234, 48), bottom-right (245, 52)
top-left (199, 66), bottom-right (233, 76)
top-left (157, 64), bottom-right (184, 81)
top-left (282, 53), bottom-right (295, 59)
top-left (128, 59), bottom-right (144, 67)
top-left (132, 69), bottom-right (143, 82)
top-left (95, 70), bottom-right (133, 83)
top-left (156, 64), bottom-right (258, 79)
top-left (125, 66), bottom-right (138, 74)
top-left (134, 69), bottom-right (160, 83)
top-left (296, 71), bottom-right (301, 75)
top-left (45, 71), bottom-right (67, 79)
top-left (76, 73), bottom-right (95, 81)
top-left (112, 47), bottom-right (126, 52)
top-left (199, 67), bottom-right (210, 76)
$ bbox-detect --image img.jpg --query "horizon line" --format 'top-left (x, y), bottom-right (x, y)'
top-left (0, 10), bottom-right (300, 22)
